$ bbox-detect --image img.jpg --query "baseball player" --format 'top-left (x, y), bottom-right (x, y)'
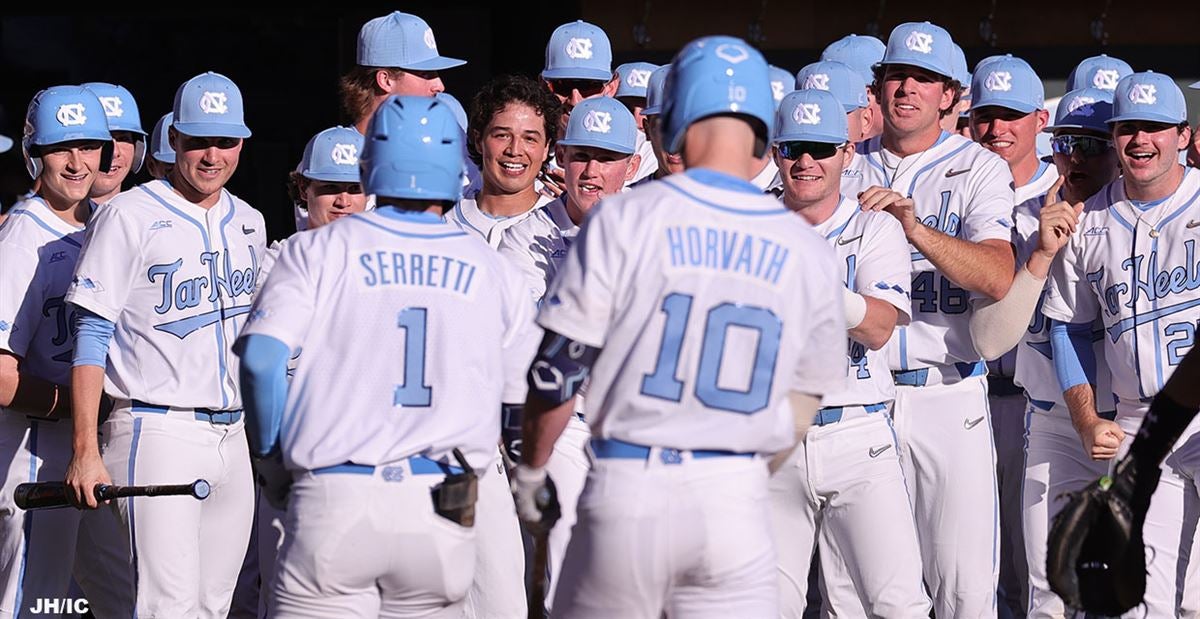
top-left (1043, 71), bottom-right (1200, 617)
top-left (1066, 54), bottom-right (1134, 93)
top-left (343, 11), bottom-right (466, 135)
top-left (853, 22), bottom-right (1018, 617)
top-left (449, 75), bottom-right (561, 248)
top-left (63, 71), bottom-right (265, 618)
top-left (938, 44), bottom-right (972, 135)
top-left (0, 85), bottom-right (111, 619)
top-left (496, 96), bottom-right (639, 610)
top-left (767, 88), bottom-right (930, 617)
top-left (81, 82), bottom-right (146, 205)
top-left (512, 35), bottom-right (845, 617)
top-left (235, 94), bottom-right (539, 619)
top-left (796, 60), bottom-right (871, 143)
top-left (146, 112), bottom-right (175, 181)
top-left (820, 34), bottom-right (886, 141)
top-left (965, 54), bottom-right (1055, 618)
top-left (636, 65), bottom-right (683, 183)
top-left (614, 61), bottom-right (660, 185)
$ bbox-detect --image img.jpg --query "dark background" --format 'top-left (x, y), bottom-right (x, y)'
top-left (2, 3), bottom-right (1197, 240)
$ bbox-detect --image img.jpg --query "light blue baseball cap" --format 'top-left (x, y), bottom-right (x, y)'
top-left (950, 44), bottom-right (970, 86)
top-left (970, 55), bottom-right (1044, 113)
top-left (959, 72), bottom-right (974, 117)
top-left (796, 60), bottom-right (868, 113)
top-left (774, 89), bottom-right (849, 145)
top-left (1044, 88), bottom-right (1114, 133)
top-left (0, 135), bottom-right (11, 153)
top-left (880, 22), bottom-right (957, 80)
top-left (974, 55), bottom-right (1008, 73)
top-left (1108, 71), bottom-right (1187, 125)
top-left (557, 97), bottom-right (637, 155)
top-left (1067, 54), bottom-right (1133, 92)
top-left (616, 62), bottom-right (659, 99)
top-left (357, 12), bottom-right (465, 71)
top-left (299, 126), bottom-right (364, 183)
top-left (435, 92), bottom-right (468, 133)
top-left (172, 72), bottom-right (251, 139)
top-left (542, 21), bottom-right (613, 81)
top-left (82, 82), bottom-right (145, 135)
top-left (642, 65), bottom-right (671, 116)
top-left (820, 34), bottom-right (885, 85)
top-left (150, 112), bottom-right (175, 164)
top-left (769, 65), bottom-right (796, 108)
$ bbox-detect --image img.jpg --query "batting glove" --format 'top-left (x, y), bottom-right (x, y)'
top-left (252, 450), bottom-right (293, 511)
top-left (511, 466), bottom-right (561, 532)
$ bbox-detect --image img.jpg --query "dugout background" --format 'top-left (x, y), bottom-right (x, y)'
top-left (1, 2), bottom-right (1198, 241)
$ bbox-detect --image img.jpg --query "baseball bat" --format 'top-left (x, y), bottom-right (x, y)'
top-left (14, 479), bottom-right (211, 510)
top-left (527, 527), bottom-right (550, 619)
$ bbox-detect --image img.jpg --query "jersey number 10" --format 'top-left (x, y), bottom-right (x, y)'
top-left (640, 292), bottom-right (782, 415)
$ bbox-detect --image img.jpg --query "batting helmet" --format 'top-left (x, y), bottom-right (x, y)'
top-left (82, 82), bottom-right (147, 174)
top-left (641, 65), bottom-right (671, 117)
top-left (360, 95), bottom-right (464, 203)
top-left (22, 85), bottom-right (113, 180)
top-left (150, 112), bottom-right (176, 164)
top-left (661, 35), bottom-right (774, 157)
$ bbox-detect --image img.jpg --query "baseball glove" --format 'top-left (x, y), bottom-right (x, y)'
top-left (1046, 456), bottom-right (1159, 615)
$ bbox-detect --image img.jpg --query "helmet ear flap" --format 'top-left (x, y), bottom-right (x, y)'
top-left (23, 141), bottom-right (41, 180)
top-left (99, 141), bottom-right (114, 174)
top-left (131, 137), bottom-right (147, 174)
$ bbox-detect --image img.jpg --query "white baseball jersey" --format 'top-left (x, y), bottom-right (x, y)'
top-left (538, 171), bottom-right (846, 453)
top-left (239, 209), bottom-right (541, 471)
top-left (750, 158), bottom-right (781, 193)
top-left (809, 196), bottom-right (913, 407)
top-left (448, 194), bottom-right (553, 248)
top-left (496, 196), bottom-right (579, 305)
top-left (1044, 167), bottom-right (1200, 406)
top-left (65, 179), bottom-right (267, 410)
top-left (628, 130), bottom-right (659, 185)
top-left (0, 198), bottom-right (91, 386)
top-left (853, 132), bottom-right (1016, 370)
top-left (841, 150), bottom-right (871, 200)
top-left (258, 238), bottom-right (288, 284)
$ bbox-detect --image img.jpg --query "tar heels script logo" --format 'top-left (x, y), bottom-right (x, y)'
top-left (905, 31), bottom-right (934, 54)
top-left (199, 91), bottom-right (229, 115)
top-left (582, 110), bottom-right (612, 133)
top-left (56, 104), bottom-right (87, 127)
top-left (330, 143), bottom-right (358, 166)
top-left (148, 248), bottom-right (258, 339)
top-left (1129, 84), bottom-right (1157, 105)
top-left (985, 71), bottom-right (1012, 92)
top-left (98, 96), bottom-right (124, 118)
top-left (565, 37), bottom-right (593, 60)
top-left (793, 103), bottom-right (821, 125)
top-left (1094, 239), bottom-right (1200, 342)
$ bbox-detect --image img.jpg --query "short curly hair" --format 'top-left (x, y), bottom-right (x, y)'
top-left (466, 75), bottom-right (562, 166)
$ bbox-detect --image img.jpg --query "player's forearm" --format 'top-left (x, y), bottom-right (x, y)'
top-left (969, 266), bottom-right (1046, 360)
top-left (847, 296), bottom-right (899, 351)
top-left (70, 365), bottom-right (105, 454)
top-left (0, 355), bottom-right (69, 418)
top-left (519, 396), bottom-right (576, 469)
top-left (908, 226), bottom-right (1015, 301)
top-left (1063, 383), bottom-right (1100, 433)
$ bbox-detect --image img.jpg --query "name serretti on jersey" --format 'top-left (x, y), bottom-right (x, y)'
top-left (358, 251), bottom-right (479, 295)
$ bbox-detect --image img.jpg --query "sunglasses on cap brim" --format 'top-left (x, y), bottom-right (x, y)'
top-left (546, 78), bottom-right (608, 97)
top-left (776, 141), bottom-right (845, 160)
top-left (1050, 134), bottom-right (1113, 157)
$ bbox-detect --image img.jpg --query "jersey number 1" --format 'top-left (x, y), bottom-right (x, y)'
top-left (641, 292), bottom-right (782, 415)
top-left (394, 308), bottom-right (432, 407)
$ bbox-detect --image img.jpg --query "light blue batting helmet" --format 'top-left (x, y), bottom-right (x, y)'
top-left (83, 82), bottom-right (146, 173)
top-left (150, 112), bottom-right (175, 164)
top-left (661, 36), bottom-right (774, 157)
top-left (360, 96), bottom-right (464, 202)
top-left (1045, 88), bottom-right (1114, 133)
top-left (299, 126), bottom-right (364, 183)
top-left (641, 65), bottom-right (671, 116)
top-left (22, 85), bottom-right (114, 179)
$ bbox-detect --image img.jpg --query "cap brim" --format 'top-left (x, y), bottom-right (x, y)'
top-left (879, 59), bottom-right (954, 81)
top-left (616, 89), bottom-right (648, 100)
top-left (642, 104), bottom-right (662, 116)
top-left (0, 135), bottom-right (12, 154)
top-left (773, 132), bottom-right (846, 145)
top-left (542, 67), bottom-right (613, 81)
top-left (969, 99), bottom-right (1039, 114)
top-left (153, 152), bottom-right (176, 164)
top-left (1043, 122), bottom-right (1109, 133)
top-left (302, 171), bottom-right (361, 183)
top-left (173, 123), bottom-right (252, 139)
top-left (1107, 111), bottom-right (1185, 125)
top-left (1190, 80), bottom-right (1200, 90)
top-left (402, 56), bottom-right (466, 71)
top-left (840, 102), bottom-right (867, 113)
top-left (557, 137), bottom-right (635, 155)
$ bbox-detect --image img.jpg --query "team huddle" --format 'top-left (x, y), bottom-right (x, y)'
top-left (3, 9), bottom-right (1200, 619)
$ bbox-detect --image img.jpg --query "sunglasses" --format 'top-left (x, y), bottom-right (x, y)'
top-left (1050, 135), bottom-right (1113, 158)
top-left (777, 141), bottom-right (844, 161)
top-left (546, 78), bottom-right (608, 98)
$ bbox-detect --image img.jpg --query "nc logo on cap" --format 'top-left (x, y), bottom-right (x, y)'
top-left (803, 74), bottom-right (830, 90)
top-left (582, 110), bottom-right (612, 134)
top-left (715, 43), bottom-right (749, 64)
top-left (199, 92), bottom-right (229, 115)
top-left (1067, 95), bottom-right (1097, 115)
top-left (793, 103), bottom-right (821, 125)
top-left (627, 69), bottom-right (652, 88)
top-left (99, 96), bottom-right (125, 118)
top-left (1129, 84), bottom-right (1157, 105)
top-left (565, 38), bottom-right (593, 60)
top-left (423, 28), bottom-right (437, 50)
top-left (771, 81), bottom-right (786, 101)
top-left (905, 31), bottom-right (934, 54)
top-left (985, 71), bottom-right (1012, 92)
top-left (56, 103), bottom-right (88, 127)
top-left (1093, 70), bottom-right (1120, 90)
top-left (331, 143), bottom-right (359, 166)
